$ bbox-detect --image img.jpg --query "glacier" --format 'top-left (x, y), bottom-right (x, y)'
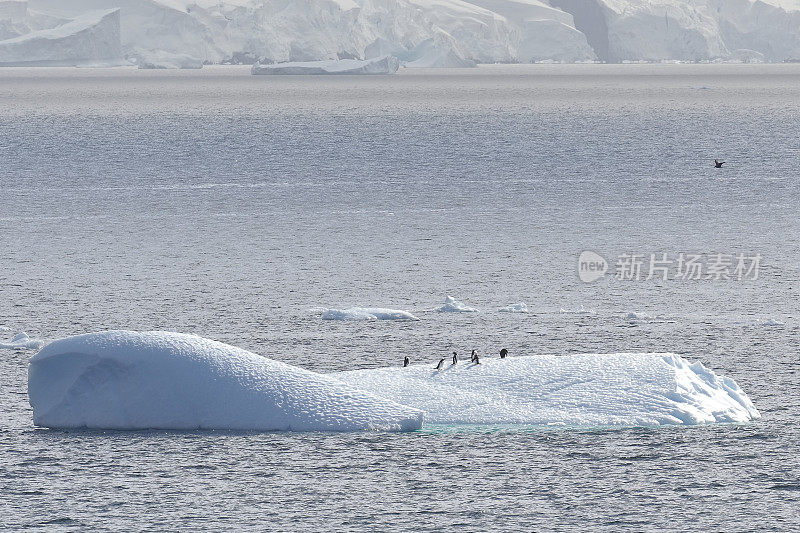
top-left (0, 7), bottom-right (122, 66)
top-left (334, 353), bottom-right (761, 426)
top-left (0, 0), bottom-right (795, 66)
top-left (28, 331), bottom-right (423, 431)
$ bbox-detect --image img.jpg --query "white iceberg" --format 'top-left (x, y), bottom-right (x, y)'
top-left (28, 331), bottom-right (423, 432)
top-left (321, 307), bottom-right (420, 321)
top-left (334, 353), bottom-right (760, 427)
top-left (1, 331), bottom-right (44, 351)
top-left (498, 302), bottom-right (529, 313)
top-left (134, 48), bottom-right (202, 69)
top-left (436, 295), bottom-right (478, 313)
top-left (0, 8), bottom-right (122, 66)
top-left (252, 55), bottom-right (399, 75)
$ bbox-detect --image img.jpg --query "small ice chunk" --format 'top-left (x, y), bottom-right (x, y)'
top-left (498, 302), bottom-right (529, 313)
top-left (0, 331), bottom-right (44, 351)
top-left (321, 307), bottom-right (420, 321)
top-left (436, 295), bottom-right (478, 313)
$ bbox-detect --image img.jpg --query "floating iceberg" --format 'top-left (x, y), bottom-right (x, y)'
top-left (321, 307), bottom-right (420, 321)
top-left (498, 302), bottom-right (529, 313)
top-left (28, 331), bottom-right (423, 432)
top-left (251, 55), bottom-right (399, 75)
top-left (0, 8), bottom-right (122, 66)
top-left (335, 353), bottom-right (760, 427)
top-left (436, 295), bottom-right (478, 313)
top-left (1, 331), bottom-right (44, 351)
top-left (134, 48), bottom-right (202, 69)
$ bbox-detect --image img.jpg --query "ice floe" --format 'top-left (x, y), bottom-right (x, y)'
top-left (252, 55), bottom-right (399, 75)
top-left (334, 353), bottom-right (760, 427)
top-left (0, 331), bottom-right (44, 351)
top-left (436, 295), bottom-right (478, 313)
top-left (321, 307), bottom-right (420, 321)
top-left (498, 302), bottom-right (529, 313)
top-left (28, 331), bottom-right (423, 432)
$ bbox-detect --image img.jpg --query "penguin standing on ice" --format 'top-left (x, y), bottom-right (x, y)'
top-left (435, 358), bottom-right (445, 370)
top-left (404, 356), bottom-right (410, 367)
top-left (452, 351), bottom-right (458, 365)
top-left (470, 350), bottom-right (477, 363)
top-left (500, 348), bottom-right (508, 359)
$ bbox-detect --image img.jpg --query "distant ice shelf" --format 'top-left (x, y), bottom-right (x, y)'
top-left (252, 55), bottom-right (399, 75)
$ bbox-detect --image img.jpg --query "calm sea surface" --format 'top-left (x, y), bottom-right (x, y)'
top-left (1, 64), bottom-right (799, 531)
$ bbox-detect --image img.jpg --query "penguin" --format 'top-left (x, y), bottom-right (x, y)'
top-left (470, 349), bottom-right (477, 363)
top-left (473, 353), bottom-right (480, 364)
top-left (714, 159), bottom-right (725, 168)
top-left (500, 348), bottom-right (508, 359)
top-left (435, 358), bottom-right (445, 370)
top-left (404, 356), bottom-right (410, 367)
top-left (452, 351), bottom-right (458, 365)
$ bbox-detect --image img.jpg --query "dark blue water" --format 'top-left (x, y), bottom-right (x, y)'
top-left (1, 64), bottom-right (799, 531)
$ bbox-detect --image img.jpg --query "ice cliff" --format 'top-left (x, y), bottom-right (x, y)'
top-left (0, 0), bottom-right (797, 66)
top-left (0, 7), bottom-right (122, 66)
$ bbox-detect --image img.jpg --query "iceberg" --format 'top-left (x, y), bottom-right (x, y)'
top-left (334, 353), bottom-right (760, 427)
top-left (0, 8), bottom-right (122, 66)
top-left (498, 302), bottom-right (529, 313)
top-left (251, 55), bottom-right (399, 75)
top-left (436, 295), bottom-right (478, 313)
top-left (321, 307), bottom-right (420, 321)
top-left (1, 331), bottom-right (44, 351)
top-left (28, 331), bottom-right (423, 432)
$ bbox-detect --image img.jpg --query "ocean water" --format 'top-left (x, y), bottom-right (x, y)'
top-left (1, 64), bottom-right (799, 531)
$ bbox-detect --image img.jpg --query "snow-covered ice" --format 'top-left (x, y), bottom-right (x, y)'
top-left (3, 0), bottom-right (798, 65)
top-left (252, 55), bottom-right (399, 75)
top-left (27, 331), bottom-right (423, 432)
top-left (321, 307), bottom-right (420, 321)
top-left (436, 295), bottom-right (478, 313)
top-left (335, 353), bottom-right (760, 426)
top-left (0, 331), bottom-right (44, 351)
top-left (134, 48), bottom-right (202, 69)
top-left (498, 302), bottom-right (529, 313)
top-left (0, 8), bottom-right (122, 66)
